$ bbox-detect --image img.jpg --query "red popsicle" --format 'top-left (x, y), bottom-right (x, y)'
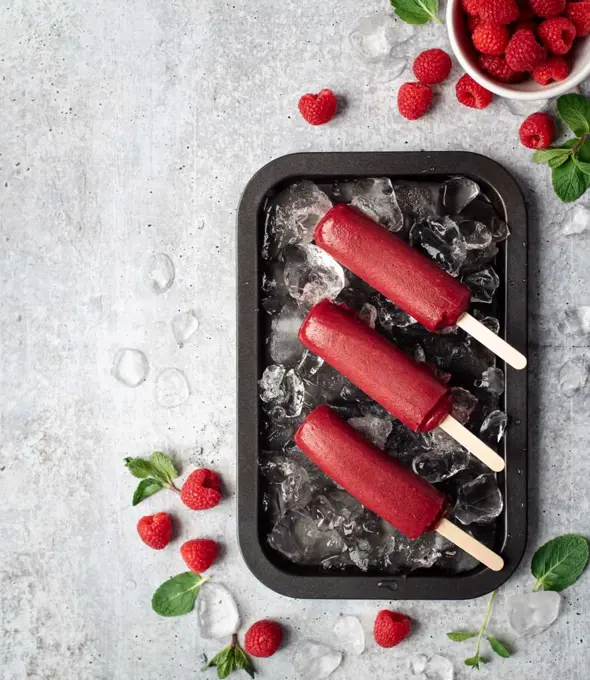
top-left (314, 204), bottom-right (526, 370)
top-left (299, 300), bottom-right (505, 471)
top-left (294, 406), bottom-right (504, 570)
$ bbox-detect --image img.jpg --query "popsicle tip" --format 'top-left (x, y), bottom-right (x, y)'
top-left (488, 555), bottom-right (505, 572)
top-left (511, 354), bottom-right (527, 370)
top-left (490, 457), bottom-right (506, 473)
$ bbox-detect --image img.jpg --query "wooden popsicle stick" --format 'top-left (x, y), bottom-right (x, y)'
top-left (436, 518), bottom-right (504, 571)
top-left (457, 312), bottom-right (527, 370)
top-left (439, 415), bottom-right (505, 472)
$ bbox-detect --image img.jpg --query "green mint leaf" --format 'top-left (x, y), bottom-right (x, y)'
top-left (464, 656), bottom-right (480, 669)
top-left (532, 148), bottom-right (570, 165)
top-left (124, 457), bottom-right (156, 479)
top-left (577, 139), bottom-right (590, 162)
top-left (574, 158), bottom-right (590, 175)
top-left (557, 94), bottom-right (590, 136)
top-left (234, 645), bottom-right (256, 679)
top-left (548, 154), bottom-right (571, 169)
top-left (487, 636), bottom-right (511, 658)
top-left (390, 0), bottom-right (441, 25)
top-left (531, 534), bottom-right (589, 591)
top-left (217, 652), bottom-right (237, 679)
top-left (132, 478), bottom-right (164, 506)
top-left (447, 631), bottom-right (478, 642)
top-left (151, 572), bottom-right (207, 616)
top-left (150, 451), bottom-right (178, 483)
top-left (202, 646), bottom-right (231, 672)
top-left (552, 157), bottom-right (588, 203)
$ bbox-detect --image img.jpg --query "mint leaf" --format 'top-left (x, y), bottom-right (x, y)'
top-left (390, 0), bottom-right (442, 25)
top-left (487, 636), bottom-right (511, 658)
top-left (234, 646), bottom-right (256, 679)
top-left (150, 451), bottom-right (178, 483)
top-left (557, 94), bottom-right (590, 136)
top-left (532, 534), bottom-right (589, 591)
top-left (203, 638), bottom-right (256, 679)
top-left (124, 457), bottom-right (156, 479)
top-left (132, 478), bottom-right (164, 505)
top-left (464, 656), bottom-right (480, 669)
top-left (548, 154), bottom-right (571, 169)
top-left (532, 148), bottom-right (570, 165)
top-left (574, 158), bottom-right (590, 175)
top-left (447, 631), bottom-right (478, 642)
top-left (152, 572), bottom-right (208, 617)
top-left (552, 157), bottom-right (588, 203)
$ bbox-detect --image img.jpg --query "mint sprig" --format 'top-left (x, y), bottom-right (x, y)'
top-left (124, 452), bottom-right (181, 505)
top-left (202, 634), bottom-right (256, 679)
top-left (390, 0), bottom-right (443, 25)
top-left (152, 572), bottom-right (209, 617)
top-left (531, 535), bottom-right (589, 592)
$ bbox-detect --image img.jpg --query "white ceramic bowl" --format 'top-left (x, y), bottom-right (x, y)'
top-left (447, 0), bottom-right (590, 100)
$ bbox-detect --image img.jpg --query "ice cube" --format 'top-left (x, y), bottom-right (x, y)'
top-left (297, 349), bottom-right (324, 377)
top-left (558, 307), bottom-right (590, 336)
top-left (348, 414), bottom-right (393, 449)
top-left (412, 449), bottom-right (469, 483)
top-left (461, 242), bottom-right (499, 275)
top-left (291, 640), bottom-right (343, 680)
top-left (259, 364), bottom-right (287, 403)
top-left (457, 219), bottom-right (492, 251)
top-left (454, 474), bottom-right (503, 525)
top-left (283, 243), bottom-right (345, 309)
top-left (508, 591), bottom-right (561, 637)
top-left (396, 183), bottom-right (440, 218)
top-left (283, 368), bottom-right (305, 417)
top-left (197, 583), bottom-right (241, 640)
top-left (409, 655), bottom-right (428, 675)
top-left (558, 357), bottom-right (588, 396)
top-left (144, 253), bottom-right (175, 294)
top-left (268, 301), bottom-right (306, 364)
top-left (264, 181), bottom-right (332, 257)
top-left (359, 302), bottom-right (378, 328)
top-left (423, 655), bottom-right (455, 680)
top-left (268, 510), bottom-right (346, 563)
top-left (473, 311), bottom-right (500, 334)
top-left (451, 386), bottom-right (478, 424)
top-left (426, 428), bottom-right (466, 456)
top-left (561, 204), bottom-right (590, 236)
top-left (156, 368), bottom-right (189, 408)
top-left (111, 348), bottom-right (149, 387)
top-left (332, 615), bottom-right (365, 655)
top-left (409, 217), bottom-right (467, 276)
top-left (475, 367), bottom-right (505, 397)
top-left (463, 265), bottom-right (500, 303)
top-left (490, 216), bottom-right (510, 243)
top-left (479, 409), bottom-right (508, 444)
top-left (442, 177), bottom-right (480, 214)
top-left (348, 12), bottom-right (414, 63)
top-left (377, 298), bottom-right (417, 330)
top-left (171, 311), bottom-right (199, 347)
top-left (349, 177), bottom-right (404, 232)
top-left (280, 461), bottom-right (312, 508)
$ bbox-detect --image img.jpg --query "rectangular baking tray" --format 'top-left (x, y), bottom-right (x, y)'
top-left (237, 152), bottom-right (527, 599)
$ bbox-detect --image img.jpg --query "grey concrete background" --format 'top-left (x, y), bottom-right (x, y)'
top-left (1, 0), bottom-right (589, 678)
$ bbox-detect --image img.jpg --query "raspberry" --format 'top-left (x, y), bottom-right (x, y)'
top-left (137, 512), bottom-right (172, 550)
top-left (505, 29), bottom-right (547, 71)
top-left (519, 112), bottom-right (555, 148)
top-left (529, 0), bottom-right (566, 16)
top-left (538, 17), bottom-right (577, 53)
top-left (517, 0), bottom-right (538, 19)
top-left (374, 611), bottom-right (412, 648)
top-left (475, 0), bottom-right (520, 24)
top-left (467, 14), bottom-right (482, 30)
top-left (566, 1), bottom-right (590, 37)
top-left (462, 0), bottom-right (481, 14)
top-left (472, 23), bottom-right (511, 55)
top-left (244, 620), bottom-right (283, 658)
top-left (413, 49), bottom-right (452, 84)
top-left (180, 468), bottom-right (222, 510)
top-left (479, 55), bottom-right (526, 82)
top-left (512, 20), bottom-right (539, 32)
top-left (180, 539), bottom-right (218, 572)
top-left (533, 56), bottom-right (569, 83)
top-left (397, 82), bottom-right (433, 120)
top-left (298, 89), bottom-right (337, 126)
top-left (456, 73), bottom-right (493, 109)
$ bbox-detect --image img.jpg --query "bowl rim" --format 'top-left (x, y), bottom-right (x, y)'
top-left (446, 0), bottom-right (590, 100)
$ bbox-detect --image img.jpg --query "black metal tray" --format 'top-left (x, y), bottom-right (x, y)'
top-left (237, 152), bottom-right (527, 599)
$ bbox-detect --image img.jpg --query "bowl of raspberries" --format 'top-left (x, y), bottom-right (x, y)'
top-left (447, 0), bottom-right (590, 98)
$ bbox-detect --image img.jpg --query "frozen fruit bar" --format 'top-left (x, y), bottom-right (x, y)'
top-left (294, 405), bottom-right (447, 539)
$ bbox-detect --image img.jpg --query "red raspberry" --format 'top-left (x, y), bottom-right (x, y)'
top-left (137, 512), bottom-right (172, 550)
top-left (519, 112), bottom-right (555, 148)
top-left (180, 468), bottom-right (222, 510)
top-left (517, 0), bottom-right (538, 19)
top-left (462, 0), bottom-right (481, 14)
top-left (374, 610), bottom-right (412, 648)
top-left (512, 20), bottom-right (539, 32)
top-left (244, 620), bottom-right (283, 658)
top-left (538, 17), bottom-right (577, 53)
top-left (476, 0), bottom-right (520, 24)
top-left (479, 55), bottom-right (526, 82)
top-left (533, 56), bottom-right (569, 83)
top-left (397, 82), bottom-right (433, 120)
top-left (467, 14), bottom-right (482, 30)
top-left (298, 89), bottom-right (337, 126)
top-left (566, 2), bottom-right (590, 37)
top-left (456, 73), bottom-right (493, 109)
top-left (529, 0), bottom-right (566, 16)
top-left (180, 539), bottom-right (218, 572)
top-left (413, 49), bottom-right (452, 84)
top-left (472, 23), bottom-right (511, 55)
top-left (505, 29), bottom-right (547, 71)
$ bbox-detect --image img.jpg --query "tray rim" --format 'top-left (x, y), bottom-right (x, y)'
top-left (236, 151), bottom-right (528, 600)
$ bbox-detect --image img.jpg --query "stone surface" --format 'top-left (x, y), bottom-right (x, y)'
top-left (1, 1), bottom-right (589, 678)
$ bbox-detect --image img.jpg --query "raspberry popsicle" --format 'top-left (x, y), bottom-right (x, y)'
top-left (295, 406), bottom-right (504, 571)
top-left (314, 204), bottom-right (526, 370)
top-left (299, 300), bottom-right (505, 471)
